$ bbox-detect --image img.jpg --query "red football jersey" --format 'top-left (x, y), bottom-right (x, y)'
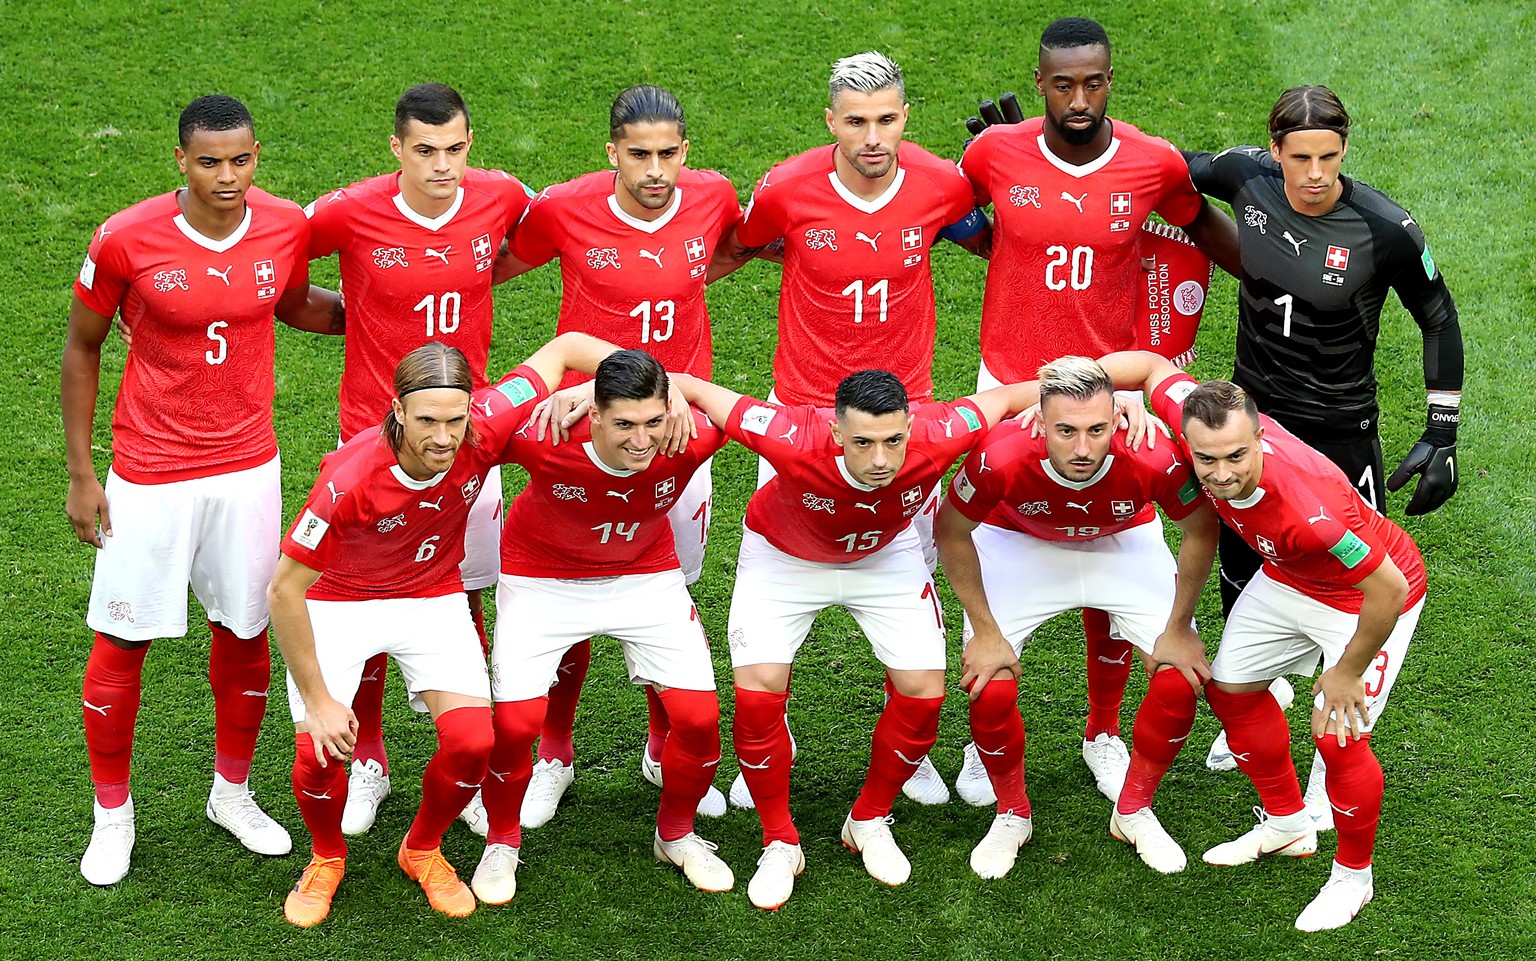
top-left (510, 169), bottom-right (742, 386)
top-left (306, 168), bottom-right (533, 441)
top-left (283, 365), bottom-right (548, 601)
top-left (74, 188), bottom-right (310, 483)
top-left (726, 395), bottom-right (988, 563)
top-left (960, 117), bottom-right (1205, 382)
top-left (735, 143), bottom-right (976, 407)
top-left (947, 417), bottom-right (1202, 540)
top-left (498, 410), bottom-right (725, 578)
top-left (1151, 374), bottom-right (1427, 613)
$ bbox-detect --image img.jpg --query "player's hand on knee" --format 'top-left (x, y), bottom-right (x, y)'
top-left (66, 476), bottom-right (111, 548)
top-left (307, 698), bottom-right (359, 766)
top-left (1150, 625), bottom-right (1210, 689)
top-left (662, 379), bottom-right (697, 455)
top-left (961, 629), bottom-right (1022, 700)
top-left (1311, 668), bottom-right (1370, 746)
top-left (532, 383), bottom-right (595, 444)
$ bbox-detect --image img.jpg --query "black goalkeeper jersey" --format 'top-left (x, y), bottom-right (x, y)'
top-left (1185, 147), bottom-right (1461, 433)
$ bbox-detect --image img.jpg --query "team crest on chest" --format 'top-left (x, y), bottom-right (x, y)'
top-left (802, 492), bottom-right (835, 514)
top-left (685, 236), bottom-right (707, 263)
top-left (804, 228), bottom-right (837, 251)
top-left (153, 269), bottom-right (189, 292)
top-left (377, 512), bottom-right (407, 533)
top-left (586, 247), bottom-right (621, 269)
top-left (1256, 535), bottom-right (1278, 557)
top-left (255, 259), bottom-right (277, 298)
top-left (473, 233), bottom-right (494, 271)
top-left (1112, 500), bottom-right (1135, 516)
top-left (461, 475), bottom-right (482, 502)
top-left (1243, 205), bottom-right (1268, 234)
top-left (552, 483), bottom-right (587, 502)
top-left (1008, 185), bottom-right (1041, 208)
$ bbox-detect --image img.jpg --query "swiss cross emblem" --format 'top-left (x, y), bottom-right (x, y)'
top-left (461, 476), bottom-right (482, 501)
top-left (655, 477), bottom-right (677, 498)
top-left (901, 485), bottom-right (924, 507)
top-left (254, 260), bottom-right (275, 284)
top-left (1256, 535), bottom-right (1277, 556)
top-left (685, 236), bottom-right (707, 262)
top-left (1112, 500), bottom-right (1134, 516)
top-left (472, 233), bottom-right (493, 260)
top-left (1110, 192), bottom-right (1132, 215)
top-left (1326, 245), bottom-right (1350, 270)
top-left (901, 226), bottom-right (922, 250)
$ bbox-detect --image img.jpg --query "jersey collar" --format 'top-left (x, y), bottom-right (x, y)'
top-left (1036, 132), bottom-right (1122, 178)
top-left (1228, 485), bottom-right (1267, 509)
top-left (173, 203), bottom-right (252, 253)
top-left (389, 464), bottom-right (450, 491)
top-left (393, 187), bottom-right (465, 231)
top-left (607, 187), bottom-right (683, 234)
top-left (583, 441), bottom-right (639, 477)
top-left (1040, 454), bottom-right (1116, 490)
top-left (834, 456), bottom-right (880, 492)
top-left (826, 166), bottom-right (906, 214)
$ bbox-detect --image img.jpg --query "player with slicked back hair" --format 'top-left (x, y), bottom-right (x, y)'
top-left (949, 15), bottom-right (1240, 812)
top-left (64, 93), bottom-right (344, 886)
top-left (305, 81), bottom-right (536, 840)
top-left (495, 83), bottom-right (741, 830)
top-left (937, 356), bottom-right (1218, 880)
top-left (1184, 85), bottom-right (1462, 815)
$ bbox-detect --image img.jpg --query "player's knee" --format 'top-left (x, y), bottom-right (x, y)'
top-left (1147, 667), bottom-right (1198, 713)
top-left (656, 689), bottom-right (719, 742)
top-left (969, 677), bottom-right (1020, 725)
top-left (491, 699), bottom-right (545, 748)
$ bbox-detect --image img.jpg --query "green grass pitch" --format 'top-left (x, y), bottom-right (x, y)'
top-left (4, 1), bottom-right (1534, 958)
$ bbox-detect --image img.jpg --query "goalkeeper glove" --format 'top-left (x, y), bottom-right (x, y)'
top-left (1386, 401), bottom-right (1459, 515)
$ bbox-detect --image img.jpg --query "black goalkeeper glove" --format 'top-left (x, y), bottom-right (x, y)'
top-left (1386, 403), bottom-right (1459, 515)
top-left (963, 92), bottom-right (1025, 147)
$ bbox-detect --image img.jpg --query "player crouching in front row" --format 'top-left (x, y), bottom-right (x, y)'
top-left (269, 333), bottom-right (621, 926)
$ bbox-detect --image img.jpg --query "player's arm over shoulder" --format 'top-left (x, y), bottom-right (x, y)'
top-left (1181, 144), bottom-right (1270, 203)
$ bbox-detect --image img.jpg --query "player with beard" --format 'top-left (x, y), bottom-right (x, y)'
top-left (946, 16), bottom-right (1238, 811)
top-left (491, 86), bottom-right (740, 829)
top-left (1182, 87), bottom-right (1463, 823)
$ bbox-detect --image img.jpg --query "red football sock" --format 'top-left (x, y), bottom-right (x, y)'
top-left (1204, 684), bottom-right (1304, 816)
top-left (82, 634), bottom-right (149, 808)
top-left (484, 697), bottom-right (547, 849)
top-left (208, 621), bottom-right (269, 785)
top-left (654, 689), bottom-right (720, 841)
top-left (293, 733), bottom-right (349, 860)
top-left (351, 652), bottom-right (389, 771)
top-left (1084, 609), bottom-right (1131, 740)
top-left (851, 684), bottom-right (943, 822)
top-left (966, 678), bottom-right (1030, 816)
top-left (1118, 669), bottom-right (1198, 814)
top-left (406, 706), bottom-right (493, 850)
top-left (1315, 734), bottom-right (1383, 869)
top-left (734, 687), bottom-right (797, 846)
top-left (645, 685), bottom-right (671, 761)
top-left (538, 641), bottom-right (590, 764)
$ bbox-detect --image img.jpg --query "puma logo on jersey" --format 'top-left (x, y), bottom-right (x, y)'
top-left (1282, 231), bottom-right (1308, 256)
top-left (1165, 461), bottom-right (1180, 475)
top-left (606, 489), bottom-right (634, 503)
top-left (854, 501), bottom-right (880, 513)
top-left (425, 246), bottom-right (452, 264)
top-left (327, 482), bottom-right (345, 503)
top-left (206, 265), bottom-right (233, 286)
top-left (419, 497), bottom-right (444, 510)
top-left (855, 231), bottom-right (881, 251)
top-left (1307, 506), bottom-right (1331, 525)
top-left (638, 248), bottom-right (664, 268)
top-left (1060, 191), bottom-right (1087, 213)
top-left (778, 424), bottom-right (798, 443)
top-left (702, 756), bottom-right (721, 768)
top-left (940, 418), bottom-right (954, 438)
top-left (1066, 500), bottom-right (1092, 513)
top-left (977, 453), bottom-right (992, 473)
top-left (82, 699), bottom-right (110, 716)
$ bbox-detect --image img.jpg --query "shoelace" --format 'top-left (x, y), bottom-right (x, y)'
top-left (412, 850), bottom-right (459, 887)
top-left (221, 791), bottom-right (276, 828)
top-left (757, 843), bottom-right (799, 868)
top-left (295, 856), bottom-right (344, 893)
top-left (668, 833), bottom-right (719, 856)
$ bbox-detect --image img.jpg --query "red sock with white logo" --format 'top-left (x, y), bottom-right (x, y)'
top-left (1118, 668), bottom-right (1198, 814)
top-left (293, 733), bottom-right (348, 859)
top-left (208, 621), bottom-right (269, 787)
top-left (1204, 684), bottom-right (1304, 816)
top-left (1084, 609), bottom-right (1131, 740)
top-left (483, 697), bottom-right (546, 850)
top-left (537, 640), bottom-right (590, 764)
top-left (654, 689), bottom-right (720, 841)
top-left (645, 685), bottom-right (672, 762)
top-left (350, 652), bottom-right (389, 773)
top-left (734, 687), bottom-right (797, 846)
top-left (966, 678), bottom-right (1030, 816)
top-left (82, 634), bottom-right (149, 808)
top-left (1315, 734), bottom-right (1382, 869)
top-left (406, 706), bottom-right (493, 850)
top-left (851, 684), bottom-right (943, 822)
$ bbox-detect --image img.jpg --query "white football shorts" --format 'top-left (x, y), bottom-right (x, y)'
top-left (1213, 568), bottom-right (1421, 733)
top-left (728, 525), bottom-right (946, 671)
top-left (667, 455), bottom-right (713, 587)
top-left (491, 569), bottom-right (717, 701)
top-left (459, 464), bottom-right (503, 591)
top-left (285, 593), bottom-right (490, 722)
top-left (966, 519), bottom-right (1181, 657)
top-left (87, 455), bottom-right (281, 642)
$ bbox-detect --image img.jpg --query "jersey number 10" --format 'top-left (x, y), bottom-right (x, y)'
top-left (414, 292), bottom-right (462, 336)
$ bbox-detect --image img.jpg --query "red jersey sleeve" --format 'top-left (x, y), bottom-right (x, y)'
top-left (946, 449), bottom-right (1007, 523)
top-left (958, 126), bottom-right (1003, 208)
top-left (1146, 443), bottom-right (1204, 522)
top-left (1150, 372), bottom-right (1200, 442)
top-left (722, 394), bottom-right (813, 456)
top-left (487, 168), bottom-right (534, 240)
top-left (508, 186), bottom-right (563, 269)
top-left (476, 363), bottom-right (552, 457)
top-left (1152, 139), bottom-right (1205, 229)
top-left (282, 452), bottom-right (355, 572)
top-left (303, 186), bottom-right (353, 260)
top-left (735, 167), bottom-right (788, 248)
top-left (74, 221), bottom-right (131, 318)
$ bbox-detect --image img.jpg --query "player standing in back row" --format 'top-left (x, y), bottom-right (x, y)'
top-left (1184, 86), bottom-right (1463, 818)
top-left (305, 83), bottom-right (535, 836)
top-left (950, 16), bottom-right (1237, 809)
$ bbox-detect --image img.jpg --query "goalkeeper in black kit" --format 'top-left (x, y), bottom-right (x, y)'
top-left (1182, 84), bottom-right (1463, 828)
